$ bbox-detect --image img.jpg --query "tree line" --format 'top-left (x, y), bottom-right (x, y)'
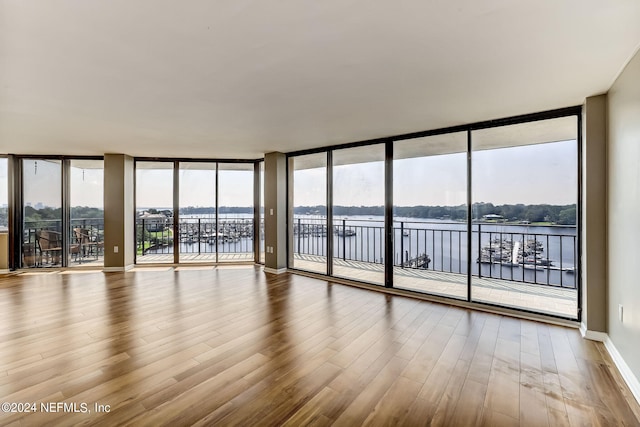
top-left (294, 203), bottom-right (577, 225)
top-left (23, 206), bottom-right (105, 222)
top-left (20, 203), bottom-right (578, 226)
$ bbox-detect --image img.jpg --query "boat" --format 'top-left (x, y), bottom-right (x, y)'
top-left (403, 253), bottom-right (431, 269)
top-left (207, 233), bottom-right (231, 244)
top-left (477, 238), bottom-right (553, 268)
top-left (522, 255), bottom-right (552, 266)
top-left (294, 224), bottom-right (327, 236)
top-left (477, 238), bottom-right (517, 266)
top-left (180, 233), bottom-right (197, 244)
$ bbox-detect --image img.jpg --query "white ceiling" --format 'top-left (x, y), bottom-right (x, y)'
top-left (1, 1), bottom-right (639, 159)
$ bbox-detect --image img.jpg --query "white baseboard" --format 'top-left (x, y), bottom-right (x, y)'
top-left (0, 269), bottom-right (9, 275)
top-left (103, 265), bottom-right (134, 272)
top-left (603, 335), bottom-right (640, 405)
top-left (263, 267), bottom-right (287, 275)
top-left (580, 323), bottom-right (608, 342)
top-left (581, 323), bottom-right (640, 405)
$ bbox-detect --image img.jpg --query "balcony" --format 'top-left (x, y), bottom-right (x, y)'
top-left (136, 216), bottom-right (260, 263)
top-left (23, 218), bottom-right (104, 268)
top-left (21, 215), bottom-right (576, 318)
top-left (292, 217), bottom-right (578, 318)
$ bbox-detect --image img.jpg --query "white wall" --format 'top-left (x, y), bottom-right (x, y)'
top-left (608, 47), bottom-right (640, 383)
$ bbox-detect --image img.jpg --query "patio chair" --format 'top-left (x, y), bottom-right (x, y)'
top-left (74, 228), bottom-right (98, 259)
top-left (36, 230), bottom-right (63, 265)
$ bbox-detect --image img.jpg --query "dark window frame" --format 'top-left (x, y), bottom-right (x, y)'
top-left (285, 106), bottom-right (582, 321)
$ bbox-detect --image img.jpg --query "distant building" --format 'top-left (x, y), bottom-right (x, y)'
top-left (139, 213), bottom-right (167, 232)
top-left (482, 214), bottom-right (504, 221)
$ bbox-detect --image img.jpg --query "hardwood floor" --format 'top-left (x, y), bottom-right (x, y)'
top-left (0, 266), bottom-right (638, 426)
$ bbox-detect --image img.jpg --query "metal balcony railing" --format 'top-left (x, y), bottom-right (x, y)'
top-left (136, 216), bottom-right (258, 258)
top-left (22, 218), bottom-right (104, 266)
top-left (293, 218), bottom-right (577, 289)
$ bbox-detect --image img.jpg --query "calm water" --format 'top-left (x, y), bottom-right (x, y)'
top-left (294, 215), bottom-right (578, 288)
top-left (144, 213), bottom-right (577, 288)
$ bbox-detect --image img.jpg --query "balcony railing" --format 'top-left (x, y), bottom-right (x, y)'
top-left (136, 216), bottom-right (257, 260)
top-left (20, 215), bottom-right (576, 290)
top-left (293, 217), bottom-right (577, 289)
top-left (23, 218), bottom-right (104, 267)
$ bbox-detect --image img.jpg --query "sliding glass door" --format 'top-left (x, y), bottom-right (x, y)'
top-left (471, 117), bottom-right (578, 317)
top-left (22, 159), bottom-right (62, 267)
top-left (332, 144), bottom-right (385, 285)
top-left (393, 132), bottom-right (468, 299)
top-left (259, 161), bottom-right (265, 263)
top-left (179, 163), bottom-right (216, 263)
top-left (218, 163), bottom-right (254, 262)
top-left (290, 153), bottom-right (327, 274)
top-left (0, 158), bottom-right (7, 232)
top-left (69, 160), bottom-right (104, 267)
top-left (136, 161), bottom-right (174, 264)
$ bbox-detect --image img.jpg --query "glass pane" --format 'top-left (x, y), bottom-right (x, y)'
top-left (69, 160), bottom-right (104, 267)
top-left (471, 116), bottom-right (578, 318)
top-left (0, 159), bottom-right (8, 271)
top-left (260, 161), bottom-right (265, 264)
top-left (332, 144), bottom-right (385, 285)
top-left (22, 159), bottom-right (62, 267)
top-left (178, 162), bottom-right (216, 263)
top-left (136, 161), bottom-right (174, 264)
top-left (393, 132), bottom-right (467, 299)
top-left (290, 153), bottom-right (327, 274)
top-left (0, 158), bottom-right (7, 232)
top-left (218, 163), bottom-right (254, 262)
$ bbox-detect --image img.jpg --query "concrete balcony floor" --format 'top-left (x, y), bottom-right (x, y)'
top-left (292, 254), bottom-right (577, 319)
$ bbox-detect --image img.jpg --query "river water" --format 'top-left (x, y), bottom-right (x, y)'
top-left (146, 214), bottom-right (578, 288)
top-left (294, 215), bottom-right (578, 288)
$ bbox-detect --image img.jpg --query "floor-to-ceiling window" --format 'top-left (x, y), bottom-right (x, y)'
top-left (332, 144), bottom-right (385, 285)
top-left (69, 160), bottom-right (104, 267)
top-left (393, 132), bottom-right (468, 299)
top-left (287, 108), bottom-right (580, 320)
top-left (15, 157), bottom-right (104, 269)
top-left (178, 162), bottom-right (216, 263)
top-left (218, 163), bottom-right (254, 262)
top-left (22, 159), bottom-right (62, 267)
top-left (135, 161), bottom-right (174, 264)
top-left (1, 158), bottom-right (8, 270)
top-left (259, 161), bottom-right (265, 263)
top-left (135, 159), bottom-right (257, 264)
top-left (0, 158), bottom-right (7, 232)
top-left (290, 153), bottom-right (327, 274)
top-left (471, 117), bottom-right (578, 317)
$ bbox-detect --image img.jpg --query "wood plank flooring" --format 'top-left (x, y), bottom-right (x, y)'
top-left (0, 266), bottom-right (638, 426)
